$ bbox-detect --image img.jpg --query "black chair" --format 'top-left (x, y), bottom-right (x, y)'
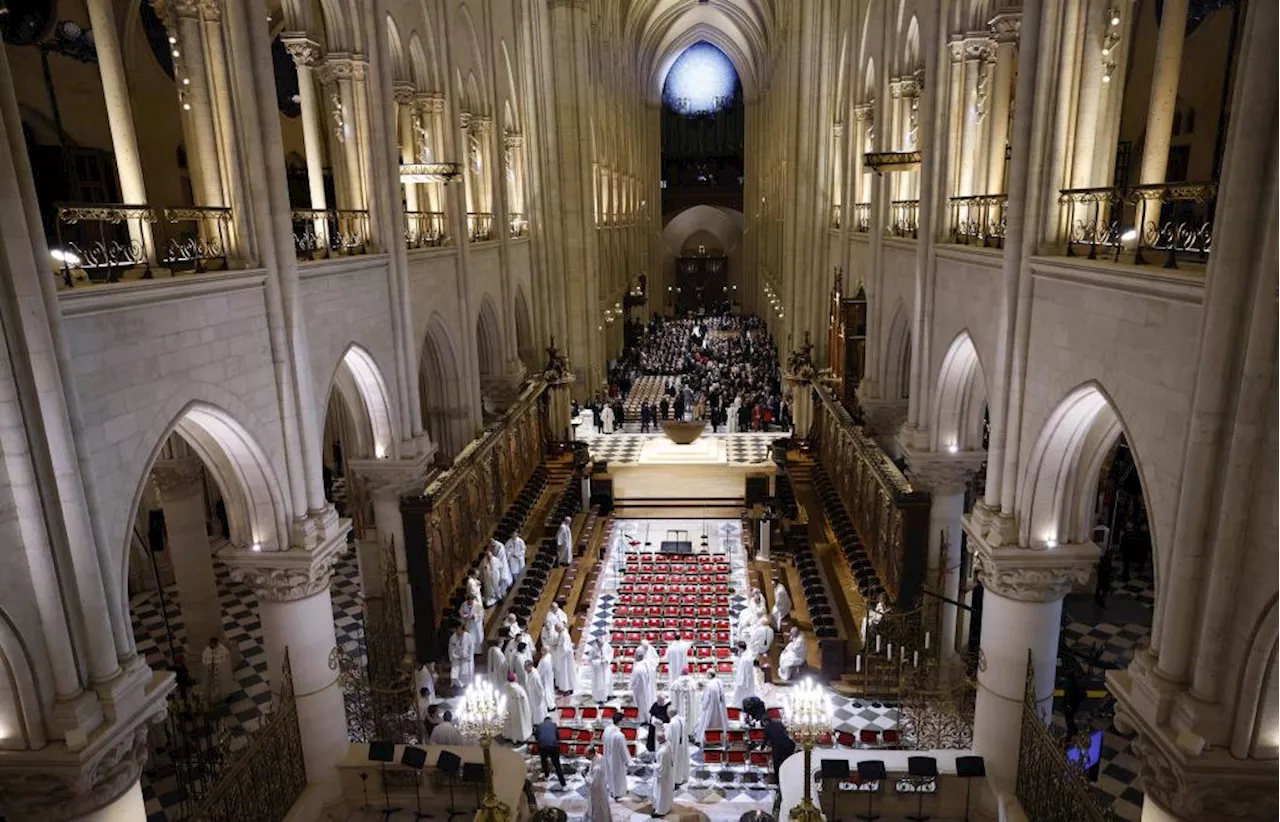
top-left (854, 759), bottom-right (885, 821)
top-left (905, 756), bottom-right (939, 821)
top-left (955, 755), bottom-right (985, 822)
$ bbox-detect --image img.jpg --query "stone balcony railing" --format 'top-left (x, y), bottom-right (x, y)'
top-left (404, 210), bottom-right (448, 249)
top-left (291, 208), bottom-right (371, 261)
top-left (949, 194), bottom-right (1008, 249)
top-left (1058, 181), bottom-right (1216, 269)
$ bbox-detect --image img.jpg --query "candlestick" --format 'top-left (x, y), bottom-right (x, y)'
top-left (900, 645), bottom-right (906, 663)
top-left (886, 642), bottom-right (892, 660)
top-left (924, 631), bottom-right (931, 650)
top-left (913, 651), bottom-right (919, 668)
top-left (875, 635), bottom-right (882, 653)
top-left (855, 654), bottom-right (861, 673)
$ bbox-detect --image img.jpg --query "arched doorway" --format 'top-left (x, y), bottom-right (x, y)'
top-left (420, 315), bottom-right (468, 459)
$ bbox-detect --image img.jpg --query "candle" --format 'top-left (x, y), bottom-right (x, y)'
top-left (913, 651), bottom-right (919, 668)
top-left (886, 642), bottom-right (893, 660)
top-left (855, 655), bottom-right (861, 673)
top-left (900, 646), bottom-right (906, 663)
top-left (924, 632), bottom-right (931, 650)
top-left (875, 635), bottom-right (882, 653)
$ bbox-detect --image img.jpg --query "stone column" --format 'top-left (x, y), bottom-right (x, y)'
top-left (85, 0), bottom-right (151, 254)
top-left (984, 16), bottom-right (1019, 196)
top-left (284, 38), bottom-right (327, 216)
top-left (394, 83), bottom-right (420, 216)
top-left (852, 105), bottom-right (872, 207)
top-left (161, 0), bottom-right (225, 209)
top-left (320, 56), bottom-right (364, 211)
top-left (151, 456), bottom-right (227, 674)
top-left (351, 58), bottom-right (375, 216)
top-left (224, 535), bottom-right (349, 803)
top-left (198, 0), bottom-right (249, 256)
top-left (958, 38), bottom-right (990, 197)
top-left (968, 541), bottom-right (1096, 809)
top-left (905, 450), bottom-right (984, 661)
top-left (416, 93), bottom-right (446, 218)
top-left (1137, 0), bottom-right (1189, 185)
top-left (946, 40), bottom-right (965, 197)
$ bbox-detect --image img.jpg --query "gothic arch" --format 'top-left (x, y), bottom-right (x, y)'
top-left (1016, 383), bottom-right (1156, 571)
top-left (1232, 596), bottom-right (1280, 759)
top-left (420, 314), bottom-right (466, 456)
top-left (499, 41), bottom-right (521, 132)
top-left (930, 331), bottom-right (988, 452)
top-left (455, 3), bottom-right (490, 109)
top-left (882, 298), bottom-right (912, 400)
top-left (0, 610), bottom-right (44, 751)
top-left (475, 296), bottom-right (503, 378)
top-left (514, 286), bottom-right (536, 373)
top-left (325, 344), bottom-right (396, 460)
top-left (386, 13), bottom-right (408, 82)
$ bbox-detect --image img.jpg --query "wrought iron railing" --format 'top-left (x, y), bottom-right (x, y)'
top-left (852, 203), bottom-right (871, 233)
top-left (467, 211), bottom-right (494, 241)
top-left (950, 194), bottom-right (1008, 248)
top-left (1016, 650), bottom-right (1117, 822)
top-left (290, 208), bottom-right (371, 260)
top-left (53, 203), bottom-right (234, 287)
top-left (331, 540), bottom-right (417, 743)
top-left (830, 203), bottom-right (843, 230)
top-left (405, 210), bottom-right (447, 249)
top-left (509, 212), bottom-right (529, 238)
top-left (889, 199), bottom-right (919, 238)
top-left (186, 650), bottom-right (306, 822)
top-left (1058, 181), bottom-right (1216, 268)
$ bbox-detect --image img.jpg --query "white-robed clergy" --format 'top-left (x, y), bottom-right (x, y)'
top-left (668, 712), bottom-right (689, 785)
top-left (587, 748), bottom-right (613, 822)
top-left (537, 651), bottom-right (557, 711)
top-left (201, 637), bottom-right (234, 702)
top-left (694, 672), bottom-right (729, 744)
top-left (449, 624), bottom-right (475, 689)
top-left (546, 600), bottom-right (569, 632)
top-left (430, 712), bottom-right (468, 745)
top-left (557, 517), bottom-right (574, 565)
top-left (652, 730), bottom-right (675, 817)
top-left (629, 649), bottom-right (656, 717)
top-left (602, 715), bottom-right (631, 798)
top-left (491, 540), bottom-right (513, 596)
top-left (778, 627), bottom-right (808, 681)
top-left (461, 595), bottom-right (485, 650)
top-left (503, 672), bottom-right (533, 743)
top-left (772, 581), bottom-right (792, 630)
top-left (732, 644), bottom-right (760, 707)
top-left (588, 638), bottom-right (615, 702)
top-left (487, 643), bottom-right (507, 680)
top-left (480, 553), bottom-right (499, 606)
top-left (505, 533), bottom-right (527, 577)
top-left (747, 617), bottom-right (775, 658)
top-left (550, 623), bottom-right (577, 693)
top-left (601, 403), bottom-right (615, 434)
top-left (664, 639), bottom-right (691, 686)
top-left (415, 661), bottom-right (437, 705)
top-left (736, 597), bottom-right (763, 643)
top-left (670, 668), bottom-right (701, 737)
top-left (466, 572), bottom-right (483, 607)
top-left (524, 660), bottom-right (548, 725)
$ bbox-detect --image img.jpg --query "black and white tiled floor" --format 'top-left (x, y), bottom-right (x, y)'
top-left (130, 544), bottom-right (364, 821)
top-left (1053, 557), bottom-right (1155, 821)
top-left (578, 432), bottom-right (789, 465)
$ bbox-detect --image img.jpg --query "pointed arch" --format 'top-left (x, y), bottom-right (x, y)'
top-left (326, 344), bottom-right (396, 460)
top-left (901, 15), bottom-right (921, 75)
top-left (386, 13), bottom-right (408, 82)
top-left (456, 3), bottom-right (490, 110)
top-left (0, 609), bottom-right (44, 751)
top-left (475, 296), bottom-right (503, 378)
top-left (498, 40), bottom-right (521, 132)
top-left (882, 298), bottom-right (911, 400)
top-left (408, 31), bottom-right (436, 93)
top-left (930, 331), bottom-right (988, 452)
top-left (1016, 383), bottom-right (1156, 569)
top-left (1232, 596), bottom-right (1280, 759)
top-left (514, 286), bottom-right (536, 373)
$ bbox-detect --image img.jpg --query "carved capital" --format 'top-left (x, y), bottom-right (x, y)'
top-left (393, 82), bottom-right (417, 105)
top-left (970, 541), bottom-right (1098, 602)
top-left (351, 57), bottom-right (369, 81)
top-left (320, 54), bottom-right (356, 83)
top-left (948, 38), bottom-right (965, 62)
top-left (150, 0), bottom-right (201, 23)
top-left (469, 115), bottom-right (492, 135)
top-left (853, 103), bottom-right (874, 122)
top-left (348, 448), bottom-right (439, 497)
top-left (223, 533), bottom-right (347, 602)
top-left (459, 110), bottom-right (472, 130)
top-left (503, 130), bottom-right (525, 148)
top-left (198, 0), bottom-right (222, 20)
top-left (282, 36), bottom-right (321, 67)
top-left (858, 397), bottom-right (908, 437)
top-left (902, 449), bottom-right (985, 494)
top-left (963, 35), bottom-right (995, 61)
top-left (416, 92), bottom-right (446, 114)
top-left (1129, 730), bottom-right (1280, 820)
top-left (989, 13), bottom-right (1022, 43)
top-left (832, 122), bottom-right (845, 138)
top-left (151, 457), bottom-right (204, 500)
top-left (548, 0), bottom-right (588, 9)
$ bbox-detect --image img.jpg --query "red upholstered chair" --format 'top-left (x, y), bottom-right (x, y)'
top-left (727, 708), bottom-right (741, 722)
top-left (727, 730), bottom-right (746, 744)
top-left (558, 727), bottom-right (574, 740)
top-left (715, 647), bottom-right (731, 659)
top-left (704, 750), bottom-right (723, 764)
top-left (559, 742), bottom-right (571, 756)
top-left (717, 662), bottom-right (734, 674)
top-left (817, 732), bottom-right (833, 746)
top-left (835, 731), bottom-right (856, 748)
top-left (704, 730), bottom-right (723, 745)
top-left (623, 705), bottom-right (640, 719)
top-left (749, 751), bottom-right (771, 767)
top-left (882, 729), bottom-right (900, 746)
top-left (727, 750), bottom-right (747, 765)
top-left (748, 729), bottom-right (765, 743)
top-left (622, 727), bottom-right (637, 741)
top-left (577, 729), bottom-right (593, 743)
top-left (766, 707), bottom-right (782, 720)
top-left (559, 707), bottom-right (576, 720)
top-left (859, 729), bottom-right (879, 747)
top-left (601, 706), bottom-right (617, 720)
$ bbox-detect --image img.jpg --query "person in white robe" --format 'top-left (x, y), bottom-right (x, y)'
top-left (466, 572), bottom-right (483, 606)
top-left (491, 540), bottom-right (513, 596)
top-left (732, 643), bottom-right (760, 707)
top-left (546, 601), bottom-right (569, 632)
top-left (487, 643), bottom-right (507, 680)
top-left (664, 639), bottom-right (691, 686)
top-left (201, 637), bottom-right (235, 703)
top-left (557, 517), bottom-right (574, 565)
top-left (669, 667), bottom-right (701, 736)
top-left (461, 595), bottom-right (485, 650)
top-left (537, 651), bottom-right (557, 711)
top-left (448, 625), bottom-right (475, 690)
top-left (587, 747), bottom-right (613, 822)
top-left (588, 638), bottom-right (614, 702)
top-left (480, 553), bottom-right (499, 606)
top-left (778, 627), bottom-right (808, 681)
top-left (602, 715), bottom-right (631, 798)
top-left (694, 672), bottom-right (728, 744)
top-left (430, 711), bottom-right (467, 745)
top-left (652, 730), bottom-right (675, 817)
top-left (506, 532), bottom-right (527, 577)
top-left (601, 403), bottom-right (615, 434)
top-left (749, 589), bottom-right (767, 620)
top-left (502, 672), bottom-right (533, 743)
top-left (667, 712), bottom-right (689, 785)
top-left (550, 623), bottom-right (577, 693)
top-left (736, 598), bottom-right (762, 644)
top-left (748, 617), bottom-right (775, 658)
top-left (629, 649), bottom-right (656, 717)
top-left (525, 660), bottom-right (548, 725)
top-left (772, 581), bottom-right (792, 630)
top-left (415, 661), bottom-right (437, 705)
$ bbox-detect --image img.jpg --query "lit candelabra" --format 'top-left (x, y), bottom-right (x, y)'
top-left (457, 677), bottom-right (510, 822)
top-left (784, 678), bottom-right (832, 822)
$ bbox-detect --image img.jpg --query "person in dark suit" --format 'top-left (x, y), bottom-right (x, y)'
top-left (763, 718), bottom-right (796, 776)
top-left (534, 716), bottom-right (566, 786)
top-left (659, 397), bottom-right (670, 420)
top-left (647, 694), bottom-right (672, 752)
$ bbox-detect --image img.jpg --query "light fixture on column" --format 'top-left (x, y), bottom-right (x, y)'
top-left (457, 677), bottom-right (510, 822)
top-left (784, 678), bottom-right (830, 822)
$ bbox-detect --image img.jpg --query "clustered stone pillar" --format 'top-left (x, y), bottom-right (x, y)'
top-left (984, 15), bottom-right (1020, 197)
top-left (159, 0), bottom-right (226, 210)
top-left (1137, 0), bottom-right (1189, 185)
top-left (395, 83), bottom-right (420, 216)
top-left (284, 37), bottom-right (328, 219)
top-left (225, 536), bottom-right (349, 803)
top-left (151, 455), bottom-right (227, 677)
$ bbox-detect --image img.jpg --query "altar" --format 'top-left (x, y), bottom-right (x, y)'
top-left (601, 434), bottom-right (777, 503)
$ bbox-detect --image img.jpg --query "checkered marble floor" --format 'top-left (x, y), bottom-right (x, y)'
top-left (130, 543), bottom-right (364, 821)
top-left (577, 432), bottom-right (790, 466)
top-left (1053, 560), bottom-right (1155, 821)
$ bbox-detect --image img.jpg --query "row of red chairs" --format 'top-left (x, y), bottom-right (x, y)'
top-left (558, 741), bottom-right (642, 758)
top-left (615, 598), bottom-right (729, 609)
top-left (608, 659), bottom-right (736, 675)
top-left (616, 584), bottom-right (727, 595)
top-left (699, 728), bottom-right (766, 746)
top-left (704, 749), bottom-right (772, 767)
top-left (610, 619), bottom-right (727, 632)
top-left (555, 705), bottom-right (781, 724)
top-left (613, 606), bottom-right (730, 617)
top-left (611, 630), bottom-right (733, 645)
top-left (623, 556), bottom-right (727, 566)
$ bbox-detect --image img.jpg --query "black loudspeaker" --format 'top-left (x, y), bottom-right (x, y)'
top-left (369, 741), bottom-right (396, 762)
top-left (402, 745), bottom-right (428, 769)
